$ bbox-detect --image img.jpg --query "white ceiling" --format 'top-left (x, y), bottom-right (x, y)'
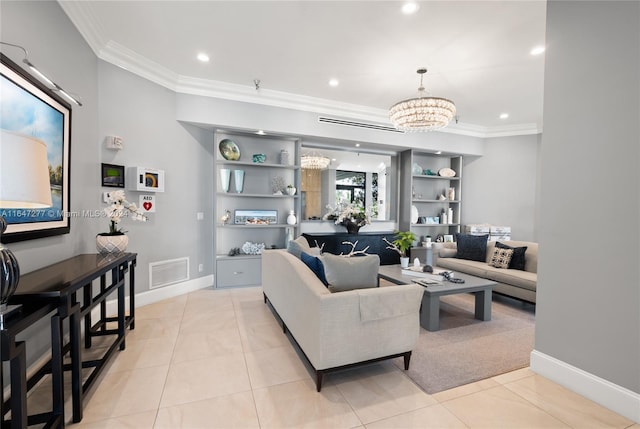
top-left (59, 1), bottom-right (547, 137)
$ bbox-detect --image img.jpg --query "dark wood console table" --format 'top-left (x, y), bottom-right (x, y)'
top-left (302, 232), bottom-right (401, 265)
top-left (6, 253), bottom-right (137, 425)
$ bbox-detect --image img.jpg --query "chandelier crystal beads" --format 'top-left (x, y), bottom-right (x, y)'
top-left (389, 68), bottom-right (456, 132)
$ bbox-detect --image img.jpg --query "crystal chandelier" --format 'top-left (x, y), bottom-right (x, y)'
top-left (389, 68), bottom-right (456, 132)
top-left (301, 152), bottom-right (330, 169)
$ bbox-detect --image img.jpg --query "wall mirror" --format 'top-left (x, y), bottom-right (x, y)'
top-left (300, 147), bottom-right (397, 222)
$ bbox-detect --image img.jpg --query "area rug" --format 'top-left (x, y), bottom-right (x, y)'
top-left (393, 293), bottom-right (535, 394)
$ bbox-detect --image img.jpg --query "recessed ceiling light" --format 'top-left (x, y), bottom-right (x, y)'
top-left (197, 53), bottom-right (210, 62)
top-left (329, 78), bottom-right (339, 87)
top-left (256, 130), bottom-right (265, 135)
top-left (499, 113), bottom-right (509, 119)
top-left (530, 46), bottom-right (545, 56)
top-left (331, 158), bottom-right (337, 161)
top-left (401, 2), bottom-right (419, 14)
top-left (355, 143), bottom-right (360, 148)
top-left (435, 151), bottom-right (442, 155)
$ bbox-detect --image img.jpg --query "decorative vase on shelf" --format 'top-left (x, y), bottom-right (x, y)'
top-left (342, 220), bottom-right (361, 234)
top-left (96, 234), bottom-right (128, 254)
top-left (234, 170), bottom-right (245, 193)
top-left (280, 149), bottom-right (290, 165)
top-left (286, 186), bottom-right (296, 196)
top-left (220, 169), bottom-right (231, 193)
top-left (287, 210), bottom-right (297, 225)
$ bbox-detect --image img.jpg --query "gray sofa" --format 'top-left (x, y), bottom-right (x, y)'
top-left (261, 249), bottom-right (424, 391)
top-left (436, 240), bottom-right (538, 303)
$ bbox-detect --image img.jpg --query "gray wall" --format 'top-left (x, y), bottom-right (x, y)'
top-left (536, 1), bottom-right (639, 393)
top-left (462, 134), bottom-right (539, 241)
top-left (98, 62), bottom-right (215, 290)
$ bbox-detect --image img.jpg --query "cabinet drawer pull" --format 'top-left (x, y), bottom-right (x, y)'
top-left (233, 271), bottom-right (244, 275)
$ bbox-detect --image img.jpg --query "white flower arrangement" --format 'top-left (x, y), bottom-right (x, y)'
top-left (323, 202), bottom-right (370, 227)
top-left (102, 190), bottom-right (147, 235)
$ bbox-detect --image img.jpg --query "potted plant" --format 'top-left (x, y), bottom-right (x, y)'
top-left (384, 230), bottom-right (417, 268)
top-left (97, 190), bottom-right (147, 254)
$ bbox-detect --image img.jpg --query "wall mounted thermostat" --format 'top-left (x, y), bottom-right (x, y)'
top-left (127, 167), bottom-right (165, 192)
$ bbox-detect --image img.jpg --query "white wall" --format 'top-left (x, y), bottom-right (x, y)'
top-left (462, 134), bottom-right (539, 241)
top-left (534, 0), bottom-right (639, 419)
top-left (98, 62), bottom-right (215, 291)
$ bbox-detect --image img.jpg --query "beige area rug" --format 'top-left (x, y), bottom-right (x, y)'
top-left (393, 293), bottom-right (535, 394)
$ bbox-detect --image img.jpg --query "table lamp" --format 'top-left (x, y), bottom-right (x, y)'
top-left (0, 129), bottom-right (53, 326)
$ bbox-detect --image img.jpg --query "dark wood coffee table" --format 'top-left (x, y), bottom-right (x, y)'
top-left (378, 265), bottom-right (497, 331)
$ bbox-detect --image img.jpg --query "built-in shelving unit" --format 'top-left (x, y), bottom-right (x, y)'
top-left (399, 150), bottom-right (463, 241)
top-left (214, 130), bottom-right (301, 287)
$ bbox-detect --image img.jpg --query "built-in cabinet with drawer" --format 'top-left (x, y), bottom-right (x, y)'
top-left (399, 150), bottom-right (462, 241)
top-left (214, 130), bottom-right (301, 288)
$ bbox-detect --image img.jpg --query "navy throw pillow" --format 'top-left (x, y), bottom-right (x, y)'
top-left (455, 233), bottom-right (489, 262)
top-left (301, 252), bottom-right (328, 286)
top-left (495, 242), bottom-right (528, 271)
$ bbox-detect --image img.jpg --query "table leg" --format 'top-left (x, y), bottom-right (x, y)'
top-left (129, 259), bottom-right (136, 330)
top-left (83, 284), bottom-right (92, 349)
top-left (9, 341), bottom-right (27, 429)
top-left (50, 314), bottom-right (64, 421)
top-left (70, 309), bottom-right (83, 423)
top-left (118, 275), bottom-right (126, 351)
top-left (420, 294), bottom-right (441, 331)
top-left (474, 289), bottom-right (492, 321)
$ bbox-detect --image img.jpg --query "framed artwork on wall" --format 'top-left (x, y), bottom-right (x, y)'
top-left (0, 53), bottom-right (71, 243)
top-left (101, 163), bottom-right (125, 188)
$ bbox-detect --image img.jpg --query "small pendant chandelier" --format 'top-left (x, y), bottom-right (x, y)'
top-left (301, 151), bottom-right (331, 169)
top-left (389, 68), bottom-right (456, 132)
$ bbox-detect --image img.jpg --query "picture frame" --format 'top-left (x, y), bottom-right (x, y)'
top-left (444, 234), bottom-right (454, 243)
top-left (101, 163), bottom-right (125, 188)
top-left (0, 54), bottom-right (71, 243)
top-left (234, 209), bottom-right (278, 225)
top-left (425, 216), bottom-right (440, 224)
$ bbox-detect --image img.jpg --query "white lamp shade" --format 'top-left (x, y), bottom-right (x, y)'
top-left (0, 129), bottom-right (53, 208)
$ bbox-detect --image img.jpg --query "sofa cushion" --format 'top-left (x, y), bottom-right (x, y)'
top-left (496, 242), bottom-right (527, 271)
top-left (436, 258), bottom-right (489, 278)
top-left (484, 267), bottom-right (537, 292)
top-left (301, 252), bottom-right (328, 286)
top-left (287, 236), bottom-right (320, 258)
top-left (455, 233), bottom-right (489, 262)
top-left (321, 253), bottom-right (380, 293)
top-left (489, 247), bottom-right (513, 269)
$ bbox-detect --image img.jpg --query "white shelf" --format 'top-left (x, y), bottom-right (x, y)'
top-left (411, 223), bottom-right (460, 227)
top-left (217, 192), bottom-right (297, 198)
top-left (216, 223), bottom-right (295, 229)
top-left (412, 199), bottom-right (460, 203)
top-left (216, 160), bottom-right (299, 170)
top-left (413, 175), bottom-right (460, 181)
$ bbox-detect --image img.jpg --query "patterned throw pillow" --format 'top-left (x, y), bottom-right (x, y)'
top-left (489, 247), bottom-right (514, 269)
top-left (495, 242), bottom-right (528, 271)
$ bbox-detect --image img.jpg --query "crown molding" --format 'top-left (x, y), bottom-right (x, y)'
top-left (59, 2), bottom-right (542, 139)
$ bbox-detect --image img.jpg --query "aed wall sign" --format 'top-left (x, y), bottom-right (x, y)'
top-left (139, 195), bottom-right (156, 213)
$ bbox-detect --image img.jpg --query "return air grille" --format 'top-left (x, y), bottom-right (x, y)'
top-left (149, 257), bottom-right (189, 289)
top-left (318, 117), bottom-right (405, 133)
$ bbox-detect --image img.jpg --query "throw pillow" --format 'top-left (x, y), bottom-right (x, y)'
top-left (287, 236), bottom-right (312, 259)
top-left (495, 242), bottom-right (528, 271)
top-left (301, 252), bottom-right (328, 286)
top-left (455, 234), bottom-right (489, 262)
top-left (489, 247), bottom-right (514, 269)
top-left (320, 253), bottom-right (380, 293)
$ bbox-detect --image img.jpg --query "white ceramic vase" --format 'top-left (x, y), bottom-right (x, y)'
top-left (234, 170), bottom-right (245, 193)
top-left (286, 210), bottom-right (297, 225)
top-left (286, 187), bottom-right (296, 196)
top-left (400, 256), bottom-right (410, 269)
top-left (220, 169), bottom-right (231, 192)
top-left (96, 234), bottom-right (129, 254)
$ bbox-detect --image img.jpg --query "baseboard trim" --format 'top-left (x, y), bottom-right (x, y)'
top-left (530, 350), bottom-right (640, 423)
top-left (92, 274), bottom-right (214, 320)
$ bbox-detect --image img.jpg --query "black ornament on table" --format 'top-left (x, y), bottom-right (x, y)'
top-left (0, 216), bottom-right (21, 326)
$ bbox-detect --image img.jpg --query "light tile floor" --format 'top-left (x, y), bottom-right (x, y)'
top-left (28, 286), bottom-right (636, 428)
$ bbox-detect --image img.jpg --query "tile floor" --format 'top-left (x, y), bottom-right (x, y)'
top-left (29, 286), bottom-right (636, 428)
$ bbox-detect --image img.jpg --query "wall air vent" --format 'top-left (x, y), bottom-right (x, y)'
top-left (318, 117), bottom-right (405, 133)
top-left (149, 257), bottom-right (189, 289)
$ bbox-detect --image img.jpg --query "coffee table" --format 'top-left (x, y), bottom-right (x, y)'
top-left (378, 265), bottom-right (497, 331)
